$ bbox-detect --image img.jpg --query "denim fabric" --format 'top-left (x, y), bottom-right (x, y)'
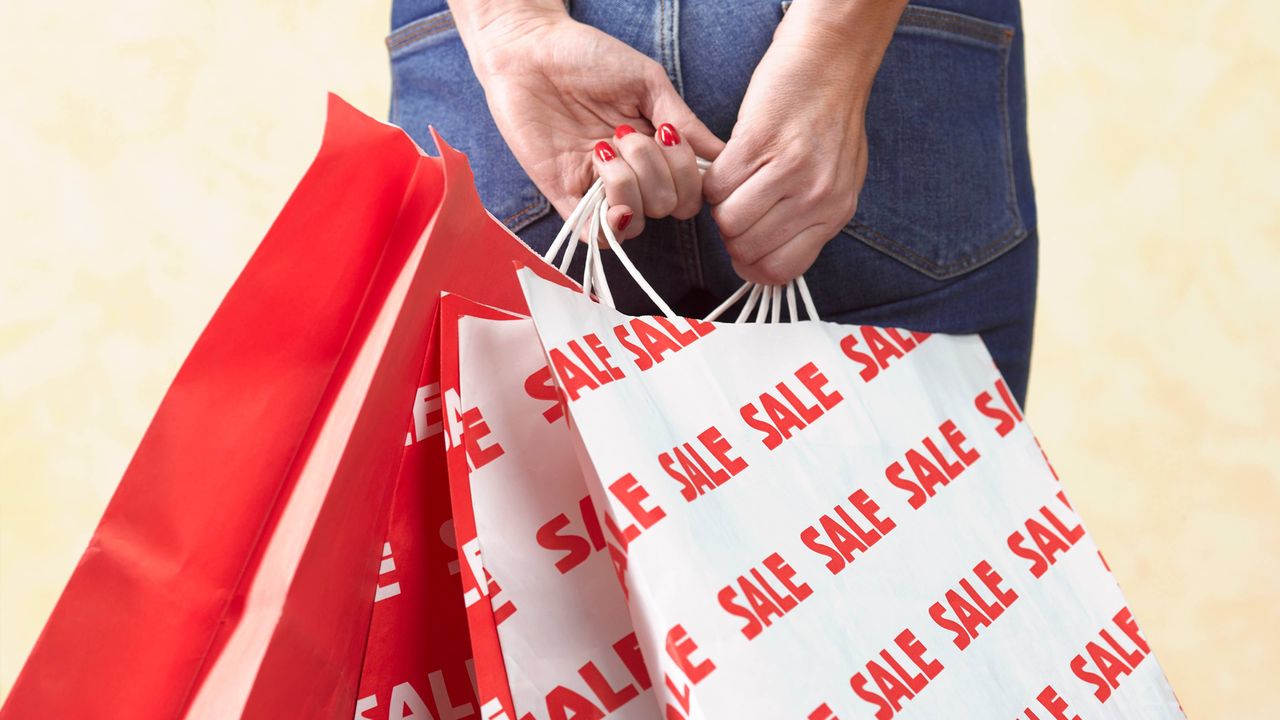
top-left (388, 0), bottom-right (1038, 403)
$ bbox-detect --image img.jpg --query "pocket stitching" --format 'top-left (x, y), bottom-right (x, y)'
top-left (502, 196), bottom-right (552, 232)
top-left (846, 216), bottom-right (1025, 279)
top-left (386, 11), bottom-right (457, 56)
top-left (844, 6), bottom-right (1026, 280)
top-left (896, 6), bottom-right (1015, 47)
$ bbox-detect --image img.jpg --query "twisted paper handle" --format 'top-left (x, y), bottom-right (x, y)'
top-left (542, 158), bottom-right (819, 324)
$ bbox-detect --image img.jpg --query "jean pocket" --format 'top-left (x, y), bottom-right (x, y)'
top-left (838, 5), bottom-right (1027, 280)
top-left (387, 10), bottom-right (553, 233)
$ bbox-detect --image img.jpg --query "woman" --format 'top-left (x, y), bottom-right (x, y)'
top-left (387, 0), bottom-right (1038, 403)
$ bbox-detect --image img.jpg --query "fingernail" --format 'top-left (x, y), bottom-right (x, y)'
top-left (618, 212), bottom-right (633, 232)
top-left (658, 123), bottom-right (680, 147)
top-left (614, 124), bottom-right (636, 139)
top-left (594, 141), bottom-right (616, 162)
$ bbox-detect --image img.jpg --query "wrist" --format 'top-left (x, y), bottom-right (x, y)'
top-left (449, 0), bottom-right (570, 79)
top-left (774, 0), bottom-right (906, 102)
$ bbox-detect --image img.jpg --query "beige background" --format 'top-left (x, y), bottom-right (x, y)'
top-left (1, 0), bottom-right (1276, 714)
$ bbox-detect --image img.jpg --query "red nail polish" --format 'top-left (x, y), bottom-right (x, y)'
top-left (614, 124), bottom-right (636, 139)
top-left (594, 140), bottom-right (615, 162)
top-left (618, 212), bottom-right (633, 232)
top-left (658, 123), bottom-right (680, 147)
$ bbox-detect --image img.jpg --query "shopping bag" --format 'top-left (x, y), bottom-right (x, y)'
top-left (516, 266), bottom-right (1186, 720)
top-left (436, 292), bottom-right (657, 720)
top-left (4, 94), bottom-right (446, 719)
top-left (351, 135), bottom-right (581, 718)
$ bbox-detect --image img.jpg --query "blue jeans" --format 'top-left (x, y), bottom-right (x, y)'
top-left (388, 0), bottom-right (1038, 404)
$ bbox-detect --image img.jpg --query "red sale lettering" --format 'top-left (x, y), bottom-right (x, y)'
top-left (518, 631), bottom-right (655, 720)
top-left (567, 338), bottom-right (616, 386)
top-left (536, 494), bottom-right (607, 574)
top-left (583, 332), bottom-right (625, 380)
top-left (651, 315), bottom-right (700, 347)
top-left (663, 624), bottom-right (716, 720)
top-left (537, 686), bottom-right (605, 720)
top-left (614, 632), bottom-right (652, 691)
top-left (630, 318), bottom-right (682, 367)
top-left (1007, 495), bottom-right (1086, 579)
top-left (809, 703), bottom-right (841, 720)
top-left (717, 552), bottom-right (814, 640)
top-left (524, 366), bottom-right (566, 424)
top-left (1019, 685), bottom-right (1081, 720)
top-left (927, 560), bottom-right (1020, 651)
top-left (488, 571), bottom-right (516, 625)
top-left (666, 624), bottom-right (716, 684)
top-left (576, 661), bottom-right (636, 713)
top-left (800, 489), bottom-right (898, 575)
top-left (849, 629), bottom-right (944, 720)
top-left (546, 335), bottom-right (628, 400)
top-left (613, 315), bottom-right (715, 372)
top-left (838, 326), bottom-right (931, 382)
top-left (408, 381), bottom-right (444, 444)
top-left (461, 406), bottom-right (504, 471)
top-left (608, 472), bottom-right (666, 538)
top-left (549, 346), bottom-right (599, 402)
top-left (1069, 607), bottom-right (1152, 704)
top-left (356, 666), bottom-right (477, 720)
top-left (605, 536), bottom-right (629, 600)
top-left (974, 377), bottom-right (1024, 437)
top-left (603, 511), bottom-right (639, 549)
top-left (598, 483), bottom-right (653, 595)
top-left (740, 362), bottom-right (844, 450)
top-left (658, 425), bottom-right (749, 502)
top-left (883, 419), bottom-right (981, 509)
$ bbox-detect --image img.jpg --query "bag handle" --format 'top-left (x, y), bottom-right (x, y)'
top-left (543, 158), bottom-right (820, 324)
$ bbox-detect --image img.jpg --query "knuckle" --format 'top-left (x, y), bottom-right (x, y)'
top-left (649, 188), bottom-right (678, 217)
top-left (841, 194), bottom-right (859, 224)
top-left (672, 198), bottom-right (702, 220)
top-left (710, 204), bottom-right (735, 235)
top-left (703, 182), bottom-right (727, 207)
top-left (800, 184), bottom-right (830, 210)
top-left (755, 255), bottom-right (792, 286)
top-left (724, 236), bottom-right (753, 265)
top-left (641, 60), bottom-right (668, 85)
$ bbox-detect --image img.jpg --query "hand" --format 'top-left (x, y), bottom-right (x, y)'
top-left (457, 6), bottom-right (723, 239)
top-left (703, 0), bottom-right (904, 284)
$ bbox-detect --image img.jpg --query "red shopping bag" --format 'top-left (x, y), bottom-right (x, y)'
top-left (4, 95), bottom-right (445, 719)
top-left (351, 128), bottom-right (580, 718)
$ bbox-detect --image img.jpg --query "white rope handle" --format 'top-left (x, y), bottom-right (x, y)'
top-left (542, 157), bottom-right (820, 324)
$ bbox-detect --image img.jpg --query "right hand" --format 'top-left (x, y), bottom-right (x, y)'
top-left (459, 8), bottom-right (724, 239)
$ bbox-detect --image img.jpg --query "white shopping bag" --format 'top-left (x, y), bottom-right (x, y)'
top-left (515, 266), bottom-right (1186, 720)
top-left (439, 293), bottom-right (659, 720)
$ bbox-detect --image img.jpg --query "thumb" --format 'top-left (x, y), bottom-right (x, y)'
top-left (643, 75), bottom-right (725, 161)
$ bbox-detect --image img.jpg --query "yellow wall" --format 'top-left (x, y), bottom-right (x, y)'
top-left (1, 1), bottom-right (1276, 714)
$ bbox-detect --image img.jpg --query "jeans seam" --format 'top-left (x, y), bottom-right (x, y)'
top-left (661, 0), bottom-right (699, 286)
top-left (995, 21), bottom-right (1023, 253)
top-left (680, 219), bottom-right (703, 287)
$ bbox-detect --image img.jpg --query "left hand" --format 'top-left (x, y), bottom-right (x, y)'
top-left (703, 0), bottom-right (904, 285)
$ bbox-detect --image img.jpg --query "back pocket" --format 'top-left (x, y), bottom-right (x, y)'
top-left (845, 5), bottom-right (1026, 280)
top-left (387, 9), bottom-right (553, 233)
